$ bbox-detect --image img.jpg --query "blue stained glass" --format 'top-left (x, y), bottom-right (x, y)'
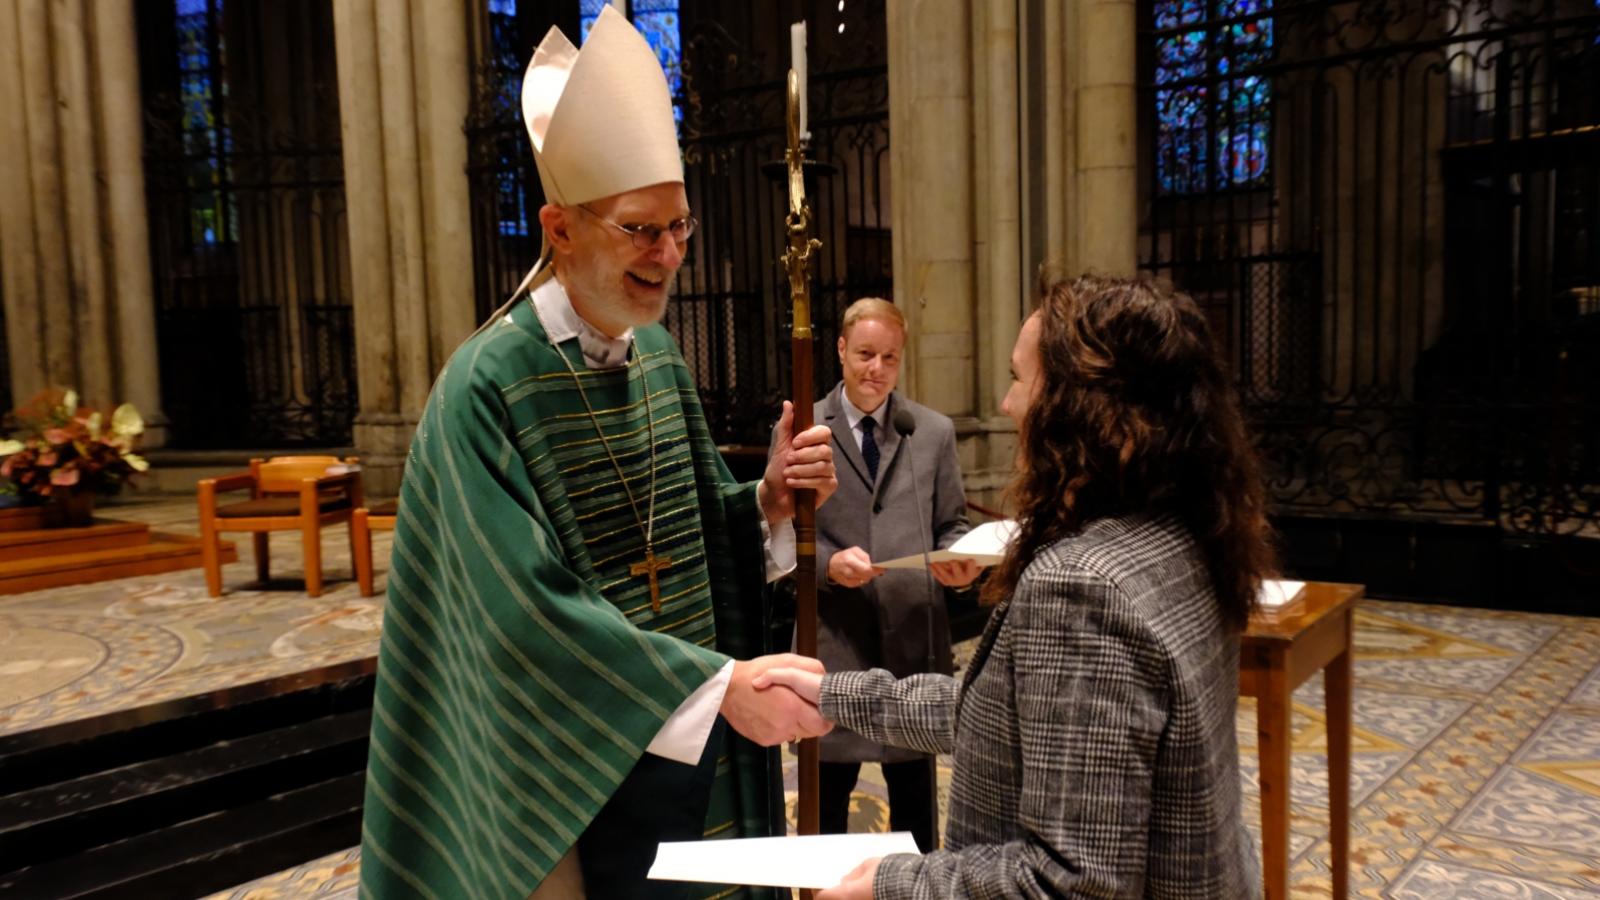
top-left (1155, 31), bottom-right (1206, 85)
top-left (175, 0), bottom-right (233, 244)
top-left (1154, 0), bottom-right (1273, 194)
top-left (579, 0), bottom-right (609, 43)
top-left (631, 0), bottom-right (683, 127)
top-left (1155, 0), bottom-right (1205, 30)
top-left (1156, 87), bottom-right (1209, 194)
top-left (1217, 0), bottom-right (1266, 15)
top-left (487, 0), bottom-right (531, 239)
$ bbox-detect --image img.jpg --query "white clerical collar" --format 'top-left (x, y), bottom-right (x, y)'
top-left (839, 386), bottom-right (889, 433)
top-left (529, 276), bottom-right (634, 369)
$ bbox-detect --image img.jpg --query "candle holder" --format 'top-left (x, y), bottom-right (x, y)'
top-left (760, 137), bottom-right (839, 183)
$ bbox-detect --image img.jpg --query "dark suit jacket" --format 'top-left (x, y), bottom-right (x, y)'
top-left (801, 384), bottom-right (970, 763)
top-left (821, 513), bottom-right (1261, 898)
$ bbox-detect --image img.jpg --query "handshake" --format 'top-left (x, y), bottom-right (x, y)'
top-left (717, 654), bottom-right (831, 746)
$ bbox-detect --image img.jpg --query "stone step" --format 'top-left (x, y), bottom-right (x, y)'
top-left (0, 525), bottom-right (236, 595)
top-left (0, 671), bottom-right (374, 900)
top-left (0, 519), bottom-right (149, 563)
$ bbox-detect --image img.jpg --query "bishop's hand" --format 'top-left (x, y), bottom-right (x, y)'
top-left (759, 400), bottom-right (837, 526)
top-left (720, 654), bottom-right (832, 746)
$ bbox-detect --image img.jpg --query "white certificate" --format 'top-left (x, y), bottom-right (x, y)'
top-left (648, 832), bottom-right (921, 889)
top-left (875, 519), bottom-right (1018, 570)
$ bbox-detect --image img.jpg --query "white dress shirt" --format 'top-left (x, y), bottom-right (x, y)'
top-left (837, 387), bottom-right (888, 455)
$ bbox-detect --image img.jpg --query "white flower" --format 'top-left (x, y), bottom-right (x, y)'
top-left (111, 404), bottom-right (144, 439)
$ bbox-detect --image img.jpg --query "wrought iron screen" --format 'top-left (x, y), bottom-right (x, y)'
top-left (138, 0), bottom-right (356, 449)
top-left (464, 0), bottom-right (891, 446)
top-left (1139, 0), bottom-right (1600, 546)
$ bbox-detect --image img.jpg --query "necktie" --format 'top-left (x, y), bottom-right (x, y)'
top-left (860, 415), bottom-right (880, 483)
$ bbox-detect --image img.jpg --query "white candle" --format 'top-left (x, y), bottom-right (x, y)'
top-left (790, 20), bottom-right (808, 140)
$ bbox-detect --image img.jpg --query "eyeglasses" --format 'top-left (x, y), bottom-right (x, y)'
top-left (578, 205), bottom-right (699, 249)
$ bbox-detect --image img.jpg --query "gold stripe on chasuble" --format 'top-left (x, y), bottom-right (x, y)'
top-left (541, 385), bottom-right (682, 428)
top-left (544, 403), bottom-right (684, 452)
top-left (499, 348), bottom-right (676, 396)
top-left (579, 493), bottom-right (696, 546)
top-left (571, 473), bottom-right (694, 523)
top-left (653, 605), bottom-right (714, 635)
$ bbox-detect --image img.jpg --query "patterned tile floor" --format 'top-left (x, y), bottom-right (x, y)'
top-left (3, 499), bottom-right (1597, 898)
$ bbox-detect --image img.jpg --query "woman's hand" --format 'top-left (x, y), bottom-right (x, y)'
top-left (749, 666), bottom-right (823, 706)
top-left (929, 557), bottom-right (980, 588)
top-left (818, 857), bottom-right (879, 900)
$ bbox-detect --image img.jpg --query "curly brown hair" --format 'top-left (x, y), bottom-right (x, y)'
top-left (981, 270), bottom-right (1277, 631)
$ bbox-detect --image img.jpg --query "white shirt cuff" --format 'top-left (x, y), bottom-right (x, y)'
top-left (646, 659), bottom-right (734, 765)
top-left (762, 516), bottom-right (797, 583)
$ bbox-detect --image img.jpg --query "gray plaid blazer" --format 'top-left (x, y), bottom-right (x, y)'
top-left (820, 513), bottom-right (1261, 899)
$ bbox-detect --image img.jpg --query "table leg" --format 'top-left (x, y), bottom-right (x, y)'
top-left (1325, 615), bottom-right (1353, 899)
top-left (1258, 653), bottom-right (1294, 900)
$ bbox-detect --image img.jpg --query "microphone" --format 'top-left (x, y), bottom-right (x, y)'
top-left (892, 407), bottom-right (938, 675)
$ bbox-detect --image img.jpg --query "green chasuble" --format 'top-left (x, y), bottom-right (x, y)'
top-left (360, 298), bottom-right (782, 899)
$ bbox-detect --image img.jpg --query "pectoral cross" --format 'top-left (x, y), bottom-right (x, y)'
top-left (631, 551), bottom-right (674, 612)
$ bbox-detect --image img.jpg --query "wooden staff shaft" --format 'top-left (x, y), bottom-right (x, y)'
top-left (791, 330), bottom-right (818, 847)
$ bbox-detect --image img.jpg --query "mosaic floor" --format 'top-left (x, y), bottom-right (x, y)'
top-left (0, 496), bottom-right (391, 736)
top-left (4, 500), bottom-right (1597, 899)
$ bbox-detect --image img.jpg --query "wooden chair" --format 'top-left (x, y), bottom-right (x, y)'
top-left (351, 498), bottom-right (398, 597)
top-left (197, 456), bottom-right (363, 598)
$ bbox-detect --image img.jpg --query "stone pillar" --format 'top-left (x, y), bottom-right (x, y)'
top-left (889, 0), bottom-right (976, 418)
top-left (887, 0), bottom-right (1027, 510)
top-left (886, 0), bottom-right (1140, 510)
top-left (334, 0), bottom-right (476, 496)
top-left (1074, 0), bottom-right (1138, 276)
top-left (0, 0), bottom-right (167, 443)
top-left (1024, 0), bottom-right (1137, 278)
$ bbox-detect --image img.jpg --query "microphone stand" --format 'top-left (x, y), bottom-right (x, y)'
top-left (893, 406), bottom-right (941, 851)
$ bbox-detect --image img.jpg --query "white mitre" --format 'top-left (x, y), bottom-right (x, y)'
top-left (513, 5), bottom-right (683, 296)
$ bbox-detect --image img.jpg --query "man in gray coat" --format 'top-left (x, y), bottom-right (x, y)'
top-left (798, 297), bottom-right (977, 851)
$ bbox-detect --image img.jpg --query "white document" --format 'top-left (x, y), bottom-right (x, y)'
top-left (1258, 579), bottom-right (1306, 609)
top-left (648, 832), bottom-right (921, 889)
top-left (875, 519), bottom-right (1019, 570)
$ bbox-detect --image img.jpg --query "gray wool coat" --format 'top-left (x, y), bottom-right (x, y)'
top-left (820, 514), bottom-right (1261, 899)
top-left (780, 384), bottom-right (971, 763)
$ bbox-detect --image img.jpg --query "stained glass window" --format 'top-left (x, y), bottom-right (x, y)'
top-left (1154, 0), bottom-right (1273, 194)
top-left (175, 0), bottom-right (234, 244)
top-left (630, 0), bottom-right (684, 128)
top-left (579, 0), bottom-right (609, 42)
top-left (489, 0), bottom-right (530, 237)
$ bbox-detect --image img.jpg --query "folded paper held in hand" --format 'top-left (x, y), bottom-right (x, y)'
top-left (648, 832), bottom-right (921, 889)
top-left (874, 518), bottom-right (1019, 570)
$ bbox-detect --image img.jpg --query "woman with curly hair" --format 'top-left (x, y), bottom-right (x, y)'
top-left (756, 271), bottom-right (1274, 898)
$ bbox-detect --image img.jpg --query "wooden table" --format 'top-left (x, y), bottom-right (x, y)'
top-left (1240, 581), bottom-right (1363, 900)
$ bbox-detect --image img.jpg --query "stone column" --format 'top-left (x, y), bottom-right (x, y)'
top-left (886, 0), bottom-right (1140, 510)
top-left (334, 0), bottom-right (476, 495)
top-left (1074, 0), bottom-right (1137, 276)
top-left (889, 0), bottom-right (976, 418)
top-left (0, 0), bottom-right (167, 443)
top-left (1022, 0), bottom-right (1137, 278)
top-left (887, 0), bottom-right (1027, 510)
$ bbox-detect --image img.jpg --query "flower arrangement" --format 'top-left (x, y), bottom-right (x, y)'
top-left (0, 388), bottom-right (149, 503)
